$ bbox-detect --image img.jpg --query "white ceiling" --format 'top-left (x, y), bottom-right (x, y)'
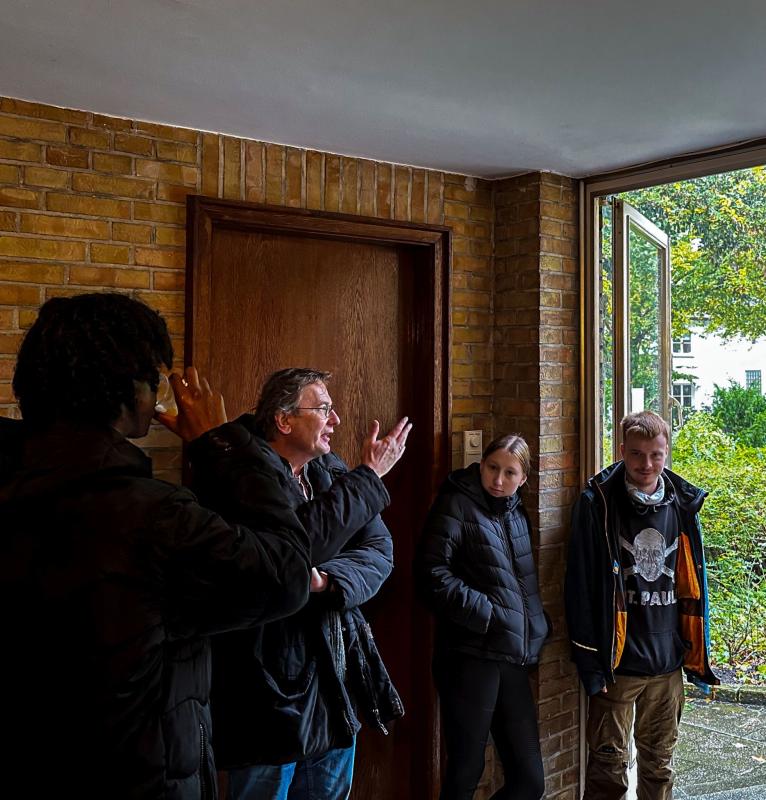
top-left (1, 0), bottom-right (765, 178)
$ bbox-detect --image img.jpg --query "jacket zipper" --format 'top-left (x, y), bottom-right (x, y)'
top-left (498, 511), bottom-right (529, 665)
top-left (371, 705), bottom-right (388, 735)
top-left (593, 479), bottom-right (616, 682)
top-left (199, 722), bottom-right (211, 800)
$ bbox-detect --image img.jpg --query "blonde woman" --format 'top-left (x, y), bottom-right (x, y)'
top-left (417, 434), bottom-right (548, 800)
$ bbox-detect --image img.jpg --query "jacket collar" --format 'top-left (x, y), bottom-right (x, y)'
top-left (235, 412), bottom-right (338, 480)
top-left (589, 460), bottom-right (706, 514)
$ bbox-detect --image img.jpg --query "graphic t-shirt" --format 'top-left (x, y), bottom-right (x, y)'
top-left (616, 479), bottom-right (685, 676)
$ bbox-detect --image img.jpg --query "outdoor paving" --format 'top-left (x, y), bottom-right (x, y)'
top-left (627, 697), bottom-right (766, 799)
top-left (674, 698), bottom-right (766, 799)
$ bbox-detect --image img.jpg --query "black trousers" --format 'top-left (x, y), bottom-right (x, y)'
top-left (434, 652), bottom-right (544, 800)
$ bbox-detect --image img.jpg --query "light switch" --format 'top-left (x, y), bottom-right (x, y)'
top-left (462, 429), bottom-right (483, 467)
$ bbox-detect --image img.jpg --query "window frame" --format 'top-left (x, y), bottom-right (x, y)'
top-left (745, 369), bottom-right (762, 393)
top-left (672, 333), bottom-right (692, 354)
top-left (672, 382), bottom-right (693, 408)
top-left (579, 137), bottom-right (766, 800)
top-left (580, 138), bottom-right (766, 486)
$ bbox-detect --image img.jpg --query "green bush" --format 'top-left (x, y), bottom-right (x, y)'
top-left (673, 412), bottom-right (766, 668)
top-left (706, 552), bottom-right (766, 666)
top-left (711, 381), bottom-right (766, 447)
top-left (673, 411), bottom-right (735, 462)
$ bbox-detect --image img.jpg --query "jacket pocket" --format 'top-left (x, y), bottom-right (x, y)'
top-left (259, 657), bottom-right (318, 703)
top-left (251, 656), bottom-right (326, 760)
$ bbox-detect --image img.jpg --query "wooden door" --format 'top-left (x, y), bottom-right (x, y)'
top-left (187, 198), bottom-right (450, 800)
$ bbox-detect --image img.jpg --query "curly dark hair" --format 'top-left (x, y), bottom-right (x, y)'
top-left (253, 367), bottom-right (331, 440)
top-left (13, 293), bottom-right (173, 429)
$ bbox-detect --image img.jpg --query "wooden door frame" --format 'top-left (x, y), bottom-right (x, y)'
top-left (185, 194), bottom-right (452, 799)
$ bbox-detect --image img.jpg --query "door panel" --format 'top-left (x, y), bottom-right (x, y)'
top-left (208, 230), bottom-right (408, 465)
top-left (187, 198), bottom-right (450, 800)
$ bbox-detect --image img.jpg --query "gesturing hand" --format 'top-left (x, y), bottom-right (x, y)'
top-left (155, 365), bottom-right (227, 442)
top-left (361, 416), bottom-right (412, 478)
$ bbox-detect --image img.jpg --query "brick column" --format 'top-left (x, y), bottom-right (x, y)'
top-left (480, 172), bottom-right (581, 800)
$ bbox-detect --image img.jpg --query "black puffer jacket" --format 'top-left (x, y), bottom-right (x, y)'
top-left (416, 463), bottom-right (548, 664)
top-left (0, 424), bottom-right (310, 799)
top-left (190, 415), bottom-right (403, 767)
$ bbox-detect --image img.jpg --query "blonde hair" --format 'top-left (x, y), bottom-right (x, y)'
top-left (481, 433), bottom-right (531, 477)
top-left (620, 410), bottom-right (670, 444)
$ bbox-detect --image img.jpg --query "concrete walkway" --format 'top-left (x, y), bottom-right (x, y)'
top-left (674, 698), bottom-right (766, 798)
top-left (626, 698), bottom-right (766, 799)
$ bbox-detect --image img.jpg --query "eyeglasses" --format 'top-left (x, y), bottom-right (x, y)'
top-left (294, 403), bottom-right (335, 419)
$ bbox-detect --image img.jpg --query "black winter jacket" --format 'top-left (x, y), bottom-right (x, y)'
top-left (565, 461), bottom-right (719, 696)
top-left (0, 424), bottom-right (311, 799)
top-left (190, 415), bottom-right (403, 768)
top-left (0, 416), bottom-right (23, 485)
top-left (416, 464), bottom-right (548, 664)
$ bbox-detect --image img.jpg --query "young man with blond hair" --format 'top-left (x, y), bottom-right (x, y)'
top-left (565, 410), bottom-right (717, 800)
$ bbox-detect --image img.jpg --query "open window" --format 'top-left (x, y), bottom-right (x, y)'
top-left (596, 197), bottom-right (671, 468)
top-left (581, 142), bottom-right (766, 800)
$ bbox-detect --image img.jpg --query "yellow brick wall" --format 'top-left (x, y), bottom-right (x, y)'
top-left (0, 96), bottom-right (581, 798)
top-left (486, 172), bottom-right (580, 800)
top-left (0, 96), bottom-right (493, 480)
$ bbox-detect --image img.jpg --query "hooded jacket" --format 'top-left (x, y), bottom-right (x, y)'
top-left (0, 424), bottom-right (311, 799)
top-left (189, 415), bottom-right (403, 768)
top-left (565, 461), bottom-right (719, 696)
top-left (416, 463), bottom-right (549, 664)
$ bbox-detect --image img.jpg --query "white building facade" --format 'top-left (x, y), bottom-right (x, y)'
top-left (672, 327), bottom-right (766, 412)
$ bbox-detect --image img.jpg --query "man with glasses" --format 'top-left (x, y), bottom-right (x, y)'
top-left (191, 368), bottom-right (411, 800)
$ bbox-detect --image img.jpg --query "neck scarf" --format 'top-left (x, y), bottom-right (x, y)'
top-left (625, 474), bottom-right (665, 506)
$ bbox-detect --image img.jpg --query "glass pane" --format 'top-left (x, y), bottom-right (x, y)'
top-left (628, 222), bottom-right (663, 414)
top-left (599, 200), bottom-right (614, 467)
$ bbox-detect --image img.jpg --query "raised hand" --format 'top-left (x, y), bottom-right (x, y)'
top-left (361, 416), bottom-right (412, 478)
top-left (155, 365), bottom-right (227, 442)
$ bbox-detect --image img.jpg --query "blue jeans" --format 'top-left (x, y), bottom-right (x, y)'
top-left (226, 740), bottom-right (356, 800)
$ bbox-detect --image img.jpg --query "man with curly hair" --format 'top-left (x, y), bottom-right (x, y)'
top-left (0, 293), bottom-right (312, 799)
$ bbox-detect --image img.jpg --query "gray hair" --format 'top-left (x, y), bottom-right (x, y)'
top-left (253, 367), bottom-right (331, 441)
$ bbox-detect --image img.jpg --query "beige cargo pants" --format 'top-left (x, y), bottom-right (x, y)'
top-left (584, 669), bottom-right (684, 800)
